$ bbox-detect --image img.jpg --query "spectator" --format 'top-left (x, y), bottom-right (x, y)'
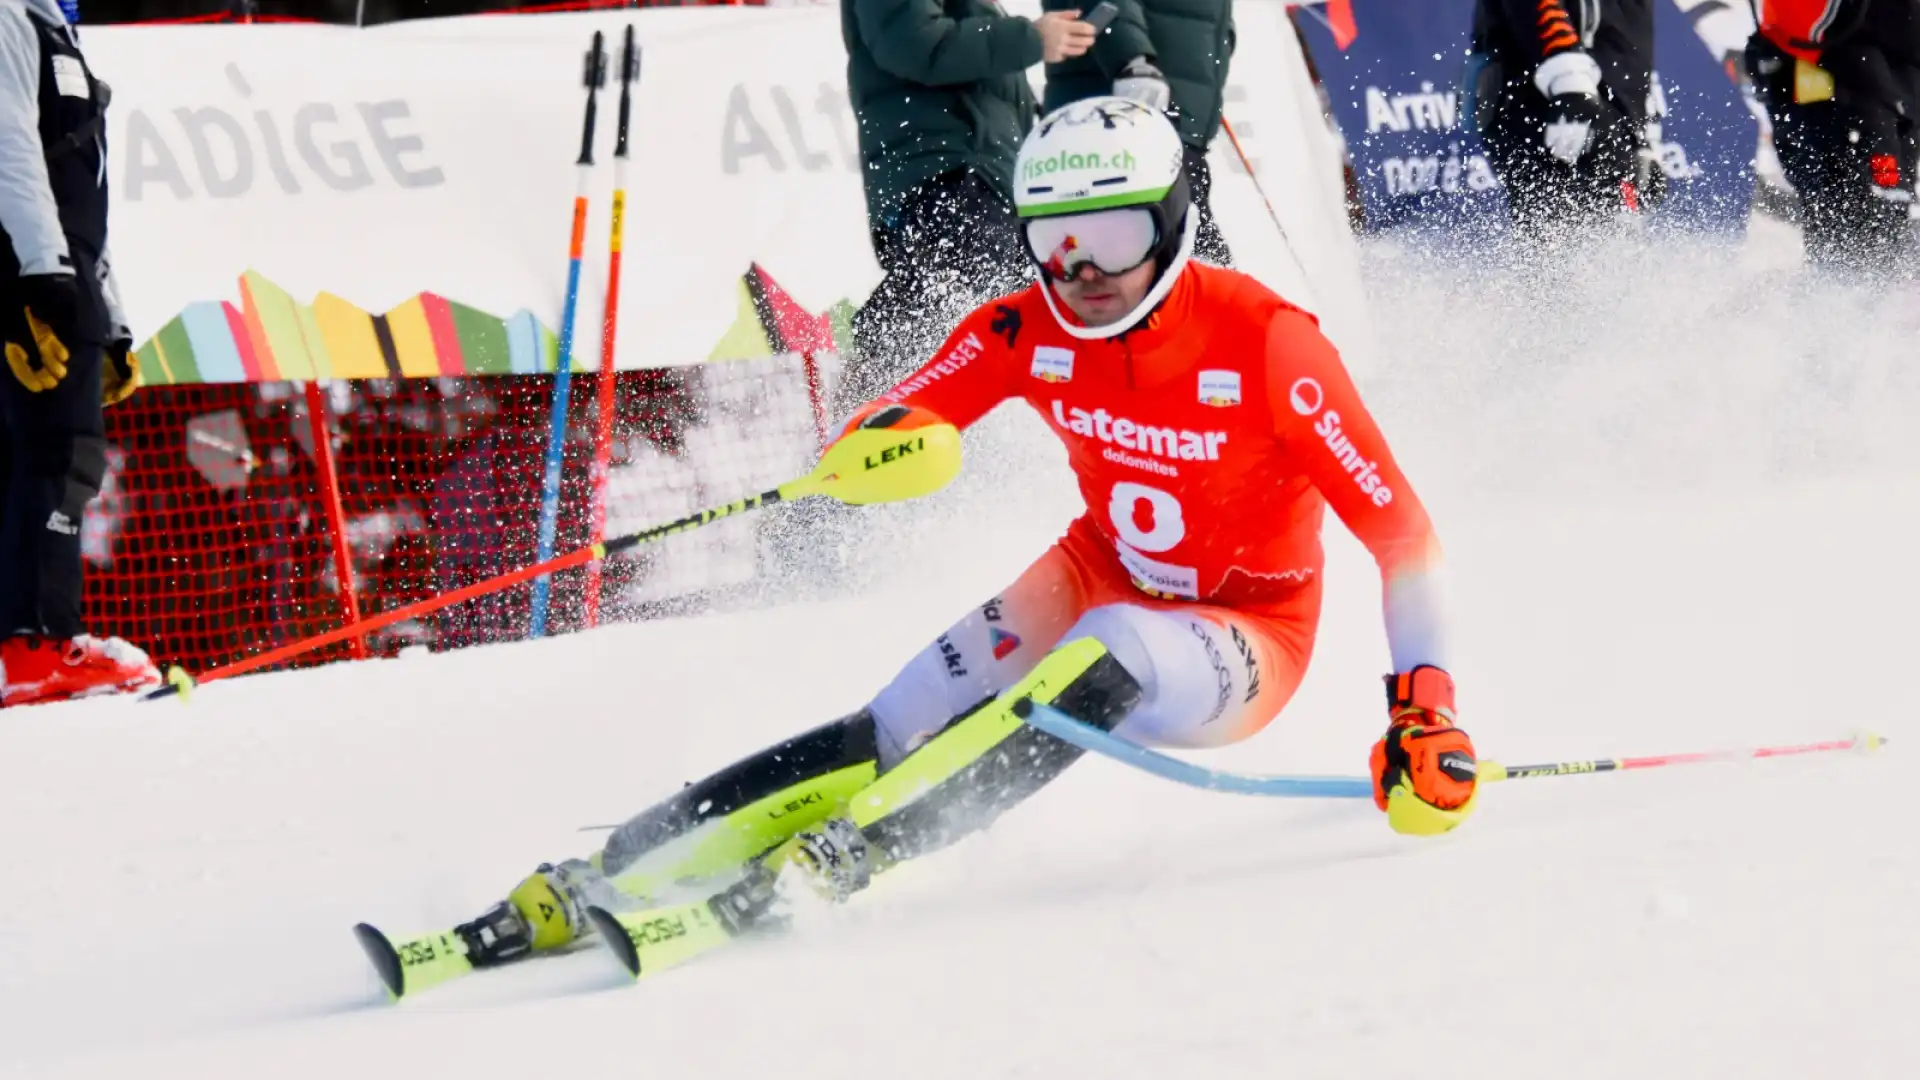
top-left (1747, 0), bottom-right (1919, 270)
top-left (1466, 0), bottom-right (1656, 234)
top-left (1040, 0), bottom-right (1236, 265)
top-left (836, 0), bottom-right (1096, 421)
top-left (0, 0), bottom-right (159, 706)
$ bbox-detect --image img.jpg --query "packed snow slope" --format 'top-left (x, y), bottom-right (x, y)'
top-left (4, 226), bottom-right (1918, 1079)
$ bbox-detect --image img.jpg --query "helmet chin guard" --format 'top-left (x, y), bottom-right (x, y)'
top-left (1038, 209), bottom-right (1197, 340)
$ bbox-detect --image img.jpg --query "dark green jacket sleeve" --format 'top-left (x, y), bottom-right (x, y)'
top-left (853, 0), bottom-right (1044, 88)
top-left (1041, 0), bottom-right (1156, 77)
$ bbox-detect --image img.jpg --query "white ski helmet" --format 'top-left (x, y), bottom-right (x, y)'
top-left (1013, 96), bottom-right (1196, 339)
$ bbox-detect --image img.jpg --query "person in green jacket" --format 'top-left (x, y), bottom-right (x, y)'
top-left (1039, 0), bottom-right (1236, 265)
top-left (837, 0), bottom-right (1097, 419)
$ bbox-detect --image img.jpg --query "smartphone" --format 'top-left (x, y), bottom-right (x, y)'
top-left (1084, 1), bottom-right (1120, 32)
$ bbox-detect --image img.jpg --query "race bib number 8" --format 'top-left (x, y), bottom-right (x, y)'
top-left (1108, 482), bottom-right (1199, 599)
top-left (1108, 482), bottom-right (1185, 554)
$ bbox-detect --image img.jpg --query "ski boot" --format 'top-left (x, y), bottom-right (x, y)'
top-left (701, 815), bottom-right (886, 937)
top-left (776, 815), bottom-right (879, 902)
top-left (453, 858), bottom-right (599, 967)
top-left (1, 634), bottom-right (162, 707)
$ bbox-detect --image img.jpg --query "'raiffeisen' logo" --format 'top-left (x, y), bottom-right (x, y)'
top-left (1051, 401), bottom-right (1226, 461)
top-left (1021, 148), bottom-right (1138, 183)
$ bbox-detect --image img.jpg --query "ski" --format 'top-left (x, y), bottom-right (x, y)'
top-left (355, 880), bottom-right (770, 1000)
top-left (353, 923), bottom-right (477, 1001)
top-left (583, 895), bottom-right (741, 980)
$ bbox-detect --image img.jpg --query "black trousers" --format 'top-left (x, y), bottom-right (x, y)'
top-left (1185, 144), bottom-right (1233, 267)
top-left (0, 338), bottom-right (105, 640)
top-left (1479, 82), bottom-right (1639, 235)
top-left (839, 170), bottom-right (1030, 424)
top-left (1768, 97), bottom-right (1916, 269)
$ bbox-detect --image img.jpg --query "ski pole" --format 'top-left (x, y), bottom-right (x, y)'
top-left (1479, 732), bottom-right (1889, 783)
top-left (1218, 115), bottom-right (1312, 290)
top-left (1019, 701), bottom-right (1888, 800)
top-left (145, 416), bottom-right (963, 702)
top-left (583, 25), bottom-right (639, 630)
top-left (529, 31), bottom-right (609, 642)
top-left (1018, 701), bottom-right (1373, 798)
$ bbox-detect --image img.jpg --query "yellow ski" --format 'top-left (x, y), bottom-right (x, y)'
top-left (352, 923), bottom-right (476, 1000)
top-left (584, 897), bottom-right (740, 980)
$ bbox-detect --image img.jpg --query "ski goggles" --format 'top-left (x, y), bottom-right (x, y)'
top-left (1022, 207), bottom-right (1160, 280)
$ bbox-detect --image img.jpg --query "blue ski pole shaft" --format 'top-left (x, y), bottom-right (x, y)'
top-left (530, 32), bottom-right (609, 640)
top-left (1016, 701), bottom-right (1375, 799)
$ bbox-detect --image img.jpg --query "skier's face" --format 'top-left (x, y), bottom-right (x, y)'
top-left (1050, 260), bottom-right (1156, 326)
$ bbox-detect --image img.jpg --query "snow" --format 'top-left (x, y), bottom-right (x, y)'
top-left (5, 231), bottom-right (1919, 1079)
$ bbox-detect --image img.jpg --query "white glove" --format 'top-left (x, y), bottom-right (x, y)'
top-left (1534, 51), bottom-right (1604, 166)
top-left (1543, 103), bottom-right (1596, 165)
top-left (1113, 57), bottom-right (1172, 114)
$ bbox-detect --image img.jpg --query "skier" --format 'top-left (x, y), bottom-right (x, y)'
top-left (1466, 0), bottom-right (1658, 232)
top-left (1745, 0), bottom-right (1919, 268)
top-left (446, 98), bottom-right (1478, 968)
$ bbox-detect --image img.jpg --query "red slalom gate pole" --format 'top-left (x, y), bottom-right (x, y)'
top-left (153, 543), bottom-right (603, 700)
top-left (583, 24), bottom-right (639, 629)
top-left (1218, 115), bottom-right (1314, 296)
top-left (801, 351), bottom-right (828, 453)
top-left (302, 381), bottom-right (366, 661)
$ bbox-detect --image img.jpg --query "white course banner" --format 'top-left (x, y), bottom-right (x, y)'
top-left (83, 2), bottom-right (1370, 376)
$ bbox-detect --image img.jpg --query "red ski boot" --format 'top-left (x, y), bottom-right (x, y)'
top-left (0, 634), bottom-right (162, 707)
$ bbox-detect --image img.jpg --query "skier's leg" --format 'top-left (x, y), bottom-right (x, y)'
top-left (593, 541), bottom-right (1092, 890)
top-left (771, 570), bottom-right (1324, 901)
top-left (458, 539), bottom-right (1097, 962)
top-left (1093, 597), bottom-right (1319, 749)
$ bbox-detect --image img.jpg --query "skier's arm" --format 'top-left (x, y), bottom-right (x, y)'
top-left (1491, 0), bottom-right (1583, 66)
top-left (868, 301), bottom-right (1020, 432)
top-left (0, 10), bottom-right (71, 278)
top-left (1265, 306), bottom-right (1448, 673)
top-left (852, 0), bottom-right (1043, 87)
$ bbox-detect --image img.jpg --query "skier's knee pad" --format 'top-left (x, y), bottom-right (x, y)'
top-left (859, 637), bottom-right (1143, 861)
top-left (1065, 605), bottom-right (1264, 750)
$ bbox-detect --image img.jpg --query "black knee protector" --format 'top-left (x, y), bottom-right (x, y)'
top-left (866, 651), bottom-right (1145, 861)
top-left (61, 435), bottom-right (108, 522)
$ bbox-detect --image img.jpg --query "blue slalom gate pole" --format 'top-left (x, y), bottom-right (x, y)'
top-left (1016, 701), bottom-right (1375, 799)
top-left (530, 32), bottom-right (609, 640)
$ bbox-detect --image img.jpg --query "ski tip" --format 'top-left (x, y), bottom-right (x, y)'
top-left (585, 906), bottom-right (642, 979)
top-left (353, 923), bottom-right (406, 1000)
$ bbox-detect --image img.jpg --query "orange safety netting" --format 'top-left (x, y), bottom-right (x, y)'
top-left (87, 358), bottom-right (827, 677)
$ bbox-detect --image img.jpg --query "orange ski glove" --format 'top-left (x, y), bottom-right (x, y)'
top-left (1370, 665), bottom-right (1479, 836)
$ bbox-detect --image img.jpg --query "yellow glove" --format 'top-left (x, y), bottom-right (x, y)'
top-left (103, 339), bottom-right (140, 406)
top-left (5, 275), bottom-right (80, 392)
